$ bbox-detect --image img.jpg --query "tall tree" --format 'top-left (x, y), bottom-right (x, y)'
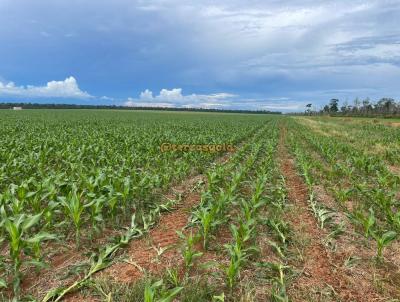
top-left (329, 99), bottom-right (339, 113)
top-left (305, 103), bottom-right (312, 115)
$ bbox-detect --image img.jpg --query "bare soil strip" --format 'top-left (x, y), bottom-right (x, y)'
top-left (278, 126), bottom-right (370, 302)
top-left (102, 175), bottom-right (203, 283)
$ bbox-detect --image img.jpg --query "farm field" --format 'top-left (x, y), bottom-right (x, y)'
top-left (0, 110), bottom-right (400, 301)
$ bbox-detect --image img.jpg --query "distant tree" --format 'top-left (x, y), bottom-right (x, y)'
top-left (310, 96), bottom-right (400, 117)
top-left (329, 99), bottom-right (339, 113)
top-left (378, 98), bottom-right (396, 115)
top-left (361, 98), bottom-right (370, 115)
top-left (305, 103), bottom-right (312, 115)
top-left (353, 97), bottom-right (361, 110)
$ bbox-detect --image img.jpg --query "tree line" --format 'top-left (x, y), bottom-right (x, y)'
top-left (0, 102), bottom-right (282, 115)
top-left (301, 97), bottom-right (400, 117)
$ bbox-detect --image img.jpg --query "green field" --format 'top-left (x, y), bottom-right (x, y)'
top-left (0, 110), bottom-right (399, 301)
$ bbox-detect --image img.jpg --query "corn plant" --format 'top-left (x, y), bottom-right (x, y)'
top-left (194, 205), bottom-right (218, 250)
top-left (44, 214), bottom-right (142, 302)
top-left (257, 262), bottom-right (289, 302)
top-left (251, 174), bottom-right (268, 204)
top-left (371, 230), bottom-right (397, 260)
top-left (144, 279), bottom-right (183, 302)
top-left (166, 268), bottom-right (180, 287)
top-left (224, 242), bottom-right (248, 289)
top-left (59, 187), bottom-right (87, 248)
top-left (2, 212), bottom-right (56, 296)
top-left (206, 170), bottom-right (222, 194)
top-left (348, 208), bottom-right (376, 238)
top-left (223, 220), bottom-right (259, 289)
top-left (177, 231), bottom-right (203, 272)
top-left (230, 219), bottom-right (255, 250)
top-left (0, 111), bottom-right (282, 299)
top-left (87, 195), bottom-right (106, 236)
top-left (266, 218), bottom-right (289, 244)
top-left (332, 187), bottom-right (353, 205)
top-left (270, 177), bottom-right (287, 210)
top-left (43, 243), bottom-right (120, 302)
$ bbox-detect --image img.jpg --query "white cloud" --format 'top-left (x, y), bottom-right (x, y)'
top-left (124, 88), bottom-right (237, 108)
top-left (261, 101), bottom-right (306, 110)
top-left (0, 76), bottom-right (92, 99)
top-left (123, 88), bottom-right (301, 111)
top-left (159, 88), bottom-right (183, 100)
top-left (139, 89), bottom-right (153, 100)
top-left (124, 97), bottom-right (174, 108)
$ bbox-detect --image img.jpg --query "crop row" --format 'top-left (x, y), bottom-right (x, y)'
top-left (128, 120), bottom-right (295, 301)
top-left (286, 118), bottom-right (399, 261)
top-left (0, 110), bottom-right (273, 299)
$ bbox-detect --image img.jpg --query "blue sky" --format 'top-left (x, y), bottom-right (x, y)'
top-left (0, 0), bottom-right (399, 112)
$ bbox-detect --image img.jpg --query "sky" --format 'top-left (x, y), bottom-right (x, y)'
top-left (0, 0), bottom-right (399, 112)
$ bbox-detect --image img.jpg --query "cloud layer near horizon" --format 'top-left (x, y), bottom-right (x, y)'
top-left (0, 77), bottom-right (91, 99)
top-left (123, 88), bottom-right (308, 111)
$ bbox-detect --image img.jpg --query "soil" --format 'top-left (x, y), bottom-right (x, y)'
top-left (102, 177), bottom-right (202, 283)
top-left (278, 125), bottom-right (377, 302)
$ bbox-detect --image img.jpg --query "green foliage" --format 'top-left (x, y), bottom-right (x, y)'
top-left (177, 231), bottom-right (203, 272)
top-left (0, 110), bottom-right (274, 298)
top-left (371, 230), bottom-right (397, 260)
top-left (2, 212), bottom-right (56, 296)
top-left (144, 279), bottom-right (183, 302)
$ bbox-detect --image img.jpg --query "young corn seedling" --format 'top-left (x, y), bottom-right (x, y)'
top-left (224, 242), bottom-right (248, 290)
top-left (177, 231), bottom-right (203, 273)
top-left (332, 187), bottom-right (353, 205)
top-left (166, 267), bottom-right (180, 287)
top-left (59, 187), bottom-right (87, 248)
top-left (104, 184), bottom-right (119, 222)
top-left (315, 207), bottom-right (336, 229)
top-left (271, 177), bottom-right (287, 210)
top-left (87, 195), bottom-right (106, 237)
top-left (144, 279), bottom-right (183, 302)
top-left (3, 212), bottom-right (56, 296)
top-left (230, 219), bottom-right (255, 250)
top-left (371, 230), bottom-right (397, 261)
top-left (266, 219), bottom-right (289, 245)
top-left (393, 211), bottom-right (400, 231)
top-left (6, 185), bottom-right (26, 216)
top-left (366, 188), bottom-right (395, 222)
top-left (348, 208), bottom-right (375, 238)
top-left (119, 214), bottom-right (143, 246)
top-left (239, 199), bottom-right (256, 222)
top-left (206, 170), bottom-right (222, 194)
top-left (257, 262), bottom-right (289, 302)
top-left (224, 219), bottom-right (258, 290)
top-left (44, 214), bottom-right (142, 302)
top-left (251, 174), bottom-right (268, 204)
top-left (309, 193), bottom-right (336, 229)
top-left (43, 242), bottom-right (120, 302)
top-left (194, 205), bottom-right (218, 250)
top-left (268, 240), bottom-right (286, 259)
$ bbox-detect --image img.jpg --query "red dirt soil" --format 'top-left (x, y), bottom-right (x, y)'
top-left (279, 126), bottom-right (375, 302)
top-left (103, 181), bottom-right (202, 283)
